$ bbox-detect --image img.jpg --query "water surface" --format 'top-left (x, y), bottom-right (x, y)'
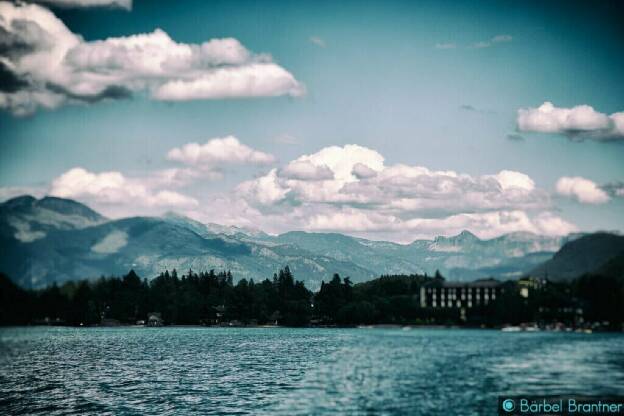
top-left (1, 327), bottom-right (623, 415)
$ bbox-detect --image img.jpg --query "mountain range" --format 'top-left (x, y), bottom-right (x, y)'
top-left (0, 195), bottom-right (618, 289)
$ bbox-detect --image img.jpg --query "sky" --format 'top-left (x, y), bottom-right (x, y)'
top-left (0, 0), bottom-right (623, 242)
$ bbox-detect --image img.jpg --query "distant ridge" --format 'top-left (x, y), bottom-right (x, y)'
top-left (0, 195), bottom-right (579, 289)
top-left (531, 232), bottom-right (624, 281)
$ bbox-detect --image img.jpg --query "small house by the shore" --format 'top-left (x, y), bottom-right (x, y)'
top-left (147, 312), bottom-right (163, 327)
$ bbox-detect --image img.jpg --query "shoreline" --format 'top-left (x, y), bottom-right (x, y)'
top-left (3, 324), bottom-right (621, 333)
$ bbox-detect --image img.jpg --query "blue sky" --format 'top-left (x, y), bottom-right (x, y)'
top-left (0, 0), bottom-right (623, 241)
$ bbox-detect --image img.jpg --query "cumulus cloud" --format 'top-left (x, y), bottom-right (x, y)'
top-left (555, 176), bottom-right (610, 204)
top-left (294, 144), bottom-right (385, 182)
top-left (31, 0), bottom-right (131, 9)
top-left (495, 170), bottom-right (535, 192)
top-left (167, 136), bottom-right (275, 167)
top-left (229, 144), bottom-right (571, 241)
top-left (33, 143), bottom-right (581, 241)
top-left (237, 145), bottom-right (547, 212)
top-left (32, 138), bottom-right (273, 219)
top-left (49, 167), bottom-right (198, 216)
top-left (0, 1), bottom-right (304, 115)
top-left (20, 141), bottom-right (587, 242)
top-left (237, 144), bottom-right (385, 206)
top-left (235, 168), bottom-right (288, 206)
top-left (152, 63), bottom-right (303, 101)
top-left (517, 102), bottom-right (624, 141)
top-left (8, 142), bottom-right (583, 241)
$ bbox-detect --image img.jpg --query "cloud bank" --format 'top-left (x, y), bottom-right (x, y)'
top-left (0, 1), bottom-right (304, 115)
top-left (39, 137), bottom-right (275, 217)
top-left (3, 142), bottom-right (582, 242)
top-left (232, 144), bottom-right (575, 241)
top-left (50, 167), bottom-right (199, 214)
top-left (517, 102), bottom-right (624, 141)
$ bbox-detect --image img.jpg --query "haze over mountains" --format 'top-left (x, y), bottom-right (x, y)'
top-left (1, 195), bottom-right (619, 289)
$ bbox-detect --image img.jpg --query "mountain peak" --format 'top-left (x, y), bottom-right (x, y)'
top-left (433, 230), bottom-right (480, 244)
top-left (2, 195), bottom-right (105, 222)
top-left (2, 195), bottom-right (37, 208)
top-left (37, 196), bottom-right (105, 221)
top-left (457, 230), bottom-right (478, 240)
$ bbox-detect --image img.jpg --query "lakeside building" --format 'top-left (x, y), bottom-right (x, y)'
top-left (147, 312), bottom-right (163, 327)
top-left (206, 305), bottom-right (226, 325)
top-left (419, 278), bottom-right (504, 320)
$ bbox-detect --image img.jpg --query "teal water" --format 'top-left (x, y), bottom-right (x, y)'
top-left (1, 327), bottom-right (623, 415)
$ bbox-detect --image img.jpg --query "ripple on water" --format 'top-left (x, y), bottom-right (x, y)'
top-left (1, 327), bottom-right (623, 415)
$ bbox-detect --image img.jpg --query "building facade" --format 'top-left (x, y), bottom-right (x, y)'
top-left (419, 278), bottom-right (503, 310)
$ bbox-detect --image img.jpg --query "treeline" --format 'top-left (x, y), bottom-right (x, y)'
top-left (0, 267), bottom-right (311, 326)
top-left (1, 267), bottom-right (622, 328)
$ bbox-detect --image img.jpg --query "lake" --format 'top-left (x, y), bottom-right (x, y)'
top-left (1, 327), bottom-right (623, 415)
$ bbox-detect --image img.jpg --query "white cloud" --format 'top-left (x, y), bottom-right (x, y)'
top-left (150, 138), bottom-right (271, 187)
top-left (0, 2), bottom-right (304, 115)
top-left (229, 144), bottom-right (570, 241)
top-left (517, 102), bottom-right (624, 141)
top-left (236, 168), bottom-right (288, 206)
top-left (304, 208), bottom-right (576, 242)
top-left (31, 0), bottom-right (131, 9)
top-left (238, 145), bottom-right (547, 213)
top-left (153, 63), bottom-right (304, 101)
top-left (166, 136), bottom-right (275, 167)
top-left (237, 144), bottom-right (386, 206)
top-left (307, 208), bottom-right (384, 232)
top-left (309, 36), bottom-right (325, 47)
top-left (295, 144), bottom-right (385, 182)
top-left (494, 170), bottom-right (535, 192)
top-left (49, 167), bottom-right (198, 216)
top-left (555, 176), bottom-right (610, 204)
top-left (16, 142), bottom-right (586, 242)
